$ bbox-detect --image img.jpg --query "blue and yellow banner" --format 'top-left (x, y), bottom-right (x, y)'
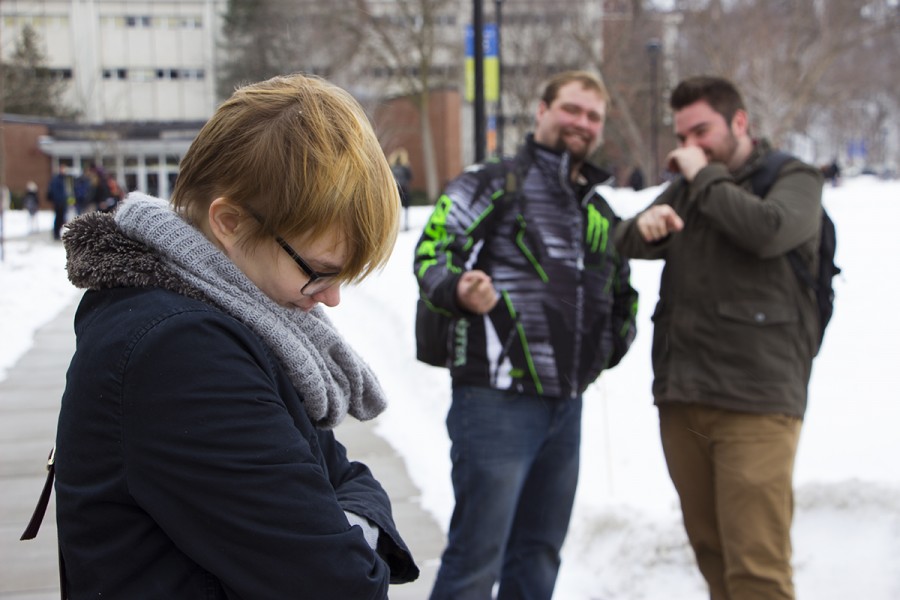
top-left (465, 24), bottom-right (498, 103)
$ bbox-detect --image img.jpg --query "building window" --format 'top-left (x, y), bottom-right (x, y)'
top-left (47, 68), bottom-right (73, 80)
top-left (125, 15), bottom-right (153, 29)
top-left (125, 15), bottom-right (153, 28)
top-left (102, 69), bottom-right (129, 80)
top-left (2, 14), bottom-right (69, 28)
top-left (152, 68), bottom-right (206, 81)
top-left (131, 68), bottom-right (156, 82)
top-left (100, 66), bottom-right (205, 82)
top-left (180, 16), bottom-right (202, 29)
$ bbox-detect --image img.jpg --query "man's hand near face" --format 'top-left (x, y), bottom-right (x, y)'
top-left (666, 146), bottom-right (708, 182)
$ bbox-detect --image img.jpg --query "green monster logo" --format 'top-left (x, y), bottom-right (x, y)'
top-left (416, 194), bottom-right (455, 278)
top-left (585, 204), bottom-right (609, 253)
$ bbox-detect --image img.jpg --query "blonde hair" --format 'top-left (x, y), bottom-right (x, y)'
top-left (172, 73), bottom-right (399, 283)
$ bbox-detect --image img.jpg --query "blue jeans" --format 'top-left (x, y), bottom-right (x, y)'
top-left (430, 386), bottom-right (582, 600)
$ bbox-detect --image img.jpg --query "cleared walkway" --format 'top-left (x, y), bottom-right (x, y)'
top-left (0, 273), bottom-right (443, 598)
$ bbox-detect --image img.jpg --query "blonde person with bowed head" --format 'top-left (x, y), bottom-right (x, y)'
top-left (55, 74), bottom-right (419, 598)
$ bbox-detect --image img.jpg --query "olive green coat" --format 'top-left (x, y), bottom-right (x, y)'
top-left (614, 144), bottom-right (824, 417)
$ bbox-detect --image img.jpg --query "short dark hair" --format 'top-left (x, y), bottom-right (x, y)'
top-left (670, 76), bottom-right (745, 124)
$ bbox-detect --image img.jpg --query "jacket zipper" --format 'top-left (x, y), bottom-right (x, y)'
top-left (567, 159), bottom-right (590, 399)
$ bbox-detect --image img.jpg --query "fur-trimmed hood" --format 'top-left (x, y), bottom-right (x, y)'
top-left (62, 195), bottom-right (387, 429)
top-left (64, 210), bottom-right (205, 302)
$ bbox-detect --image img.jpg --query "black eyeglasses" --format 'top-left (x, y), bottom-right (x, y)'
top-left (273, 235), bottom-right (341, 296)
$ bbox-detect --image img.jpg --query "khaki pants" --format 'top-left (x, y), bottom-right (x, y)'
top-left (659, 403), bottom-right (802, 600)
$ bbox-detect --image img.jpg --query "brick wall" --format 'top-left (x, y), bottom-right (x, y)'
top-left (375, 88), bottom-right (462, 200)
top-left (2, 120), bottom-right (51, 206)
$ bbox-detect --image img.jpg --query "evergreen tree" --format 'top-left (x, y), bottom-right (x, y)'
top-left (216, 0), bottom-right (285, 99)
top-left (1, 25), bottom-right (77, 118)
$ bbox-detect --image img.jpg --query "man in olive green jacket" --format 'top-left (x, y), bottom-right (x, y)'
top-left (614, 76), bottom-right (824, 600)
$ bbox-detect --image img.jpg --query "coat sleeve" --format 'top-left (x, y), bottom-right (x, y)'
top-left (413, 166), bottom-right (505, 314)
top-left (316, 428), bottom-right (420, 584)
top-left (121, 311), bottom-right (392, 599)
top-left (606, 252), bottom-right (638, 369)
top-left (688, 161), bottom-right (824, 258)
top-left (612, 180), bottom-right (684, 260)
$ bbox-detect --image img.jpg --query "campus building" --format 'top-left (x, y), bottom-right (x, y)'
top-left (1, 0), bottom-right (224, 199)
top-left (1, 0), bottom-right (608, 201)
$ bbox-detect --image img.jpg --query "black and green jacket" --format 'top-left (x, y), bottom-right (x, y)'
top-left (414, 136), bottom-right (638, 399)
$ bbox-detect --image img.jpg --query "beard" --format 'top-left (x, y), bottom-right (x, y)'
top-left (558, 129), bottom-right (598, 162)
top-left (707, 130), bottom-right (739, 165)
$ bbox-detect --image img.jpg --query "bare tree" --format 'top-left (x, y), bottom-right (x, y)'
top-left (348, 0), bottom-right (463, 202)
top-left (672, 0), bottom-right (900, 155)
top-left (216, 0), bottom-right (360, 100)
top-left (494, 0), bottom-right (601, 147)
top-left (213, 0), bottom-right (900, 185)
top-left (482, 0), bottom-right (681, 184)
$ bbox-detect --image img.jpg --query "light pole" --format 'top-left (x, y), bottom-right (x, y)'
top-left (495, 0), bottom-right (503, 157)
top-left (473, 0), bottom-right (486, 162)
top-left (646, 39), bottom-right (661, 185)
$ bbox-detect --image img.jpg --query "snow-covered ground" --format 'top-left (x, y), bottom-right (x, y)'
top-left (2, 175), bottom-right (898, 598)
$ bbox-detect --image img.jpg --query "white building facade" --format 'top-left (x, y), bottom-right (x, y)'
top-left (1, 0), bottom-right (225, 197)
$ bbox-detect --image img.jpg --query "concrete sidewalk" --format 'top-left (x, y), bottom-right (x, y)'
top-left (0, 291), bottom-right (443, 598)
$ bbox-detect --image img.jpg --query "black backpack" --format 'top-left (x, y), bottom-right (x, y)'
top-left (415, 154), bottom-right (529, 367)
top-left (750, 151), bottom-right (841, 349)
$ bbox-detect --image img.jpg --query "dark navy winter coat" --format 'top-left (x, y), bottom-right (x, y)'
top-left (55, 286), bottom-right (418, 598)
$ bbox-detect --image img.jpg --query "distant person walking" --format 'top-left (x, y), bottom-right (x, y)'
top-left (73, 172), bottom-right (92, 215)
top-left (23, 181), bottom-right (40, 233)
top-left (47, 165), bottom-right (71, 240)
top-left (87, 164), bottom-right (116, 213)
top-left (389, 149), bottom-right (413, 231)
top-left (822, 158), bottom-right (841, 187)
top-left (628, 165), bottom-right (645, 190)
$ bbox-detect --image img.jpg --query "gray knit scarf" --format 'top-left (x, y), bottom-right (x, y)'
top-left (108, 193), bottom-right (387, 429)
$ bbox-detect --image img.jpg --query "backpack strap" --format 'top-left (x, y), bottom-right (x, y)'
top-left (750, 150), bottom-right (794, 198)
top-left (754, 150), bottom-right (842, 350)
top-left (20, 447), bottom-right (67, 599)
top-left (20, 447), bottom-right (55, 541)
top-left (474, 146), bottom-right (532, 224)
